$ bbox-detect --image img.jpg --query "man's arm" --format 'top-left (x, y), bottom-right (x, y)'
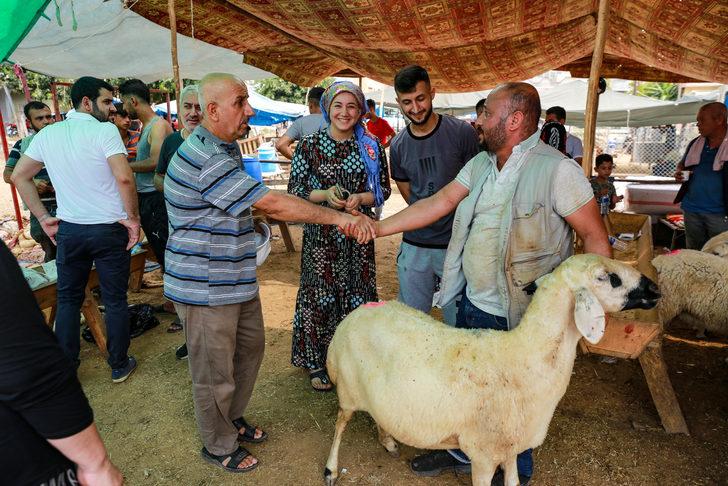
top-left (395, 180), bottom-right (411, 204)
top-left (564, 198), bottom-right (612, 258)
top-left (107, 153), bottom-right (141, 249)
top-left (376, 180), bottom-right (468, 237)
top-left (48, 423), bottom-right (123, 485)
top-left (3, 166), bottom-right (13, 184)
top-left (154, 173), bottom-right (165, 192)
top-left (11, 155), bottom-right (49, 221)
top-left (275, 134), bottom-right (295, 160)
top-left (254, 190), bottom-right (375, 243)
top-left (129, 121), bottom-right (172, 172)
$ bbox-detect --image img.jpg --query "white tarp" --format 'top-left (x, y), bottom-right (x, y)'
top-left (153, 90), bottom-right (306, 117)
top-left (10, 0), bottom-right (272, 82)
top-left (366, 79), bottom-right (708, 127)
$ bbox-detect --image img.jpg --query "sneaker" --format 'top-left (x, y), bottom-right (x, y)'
top-left (111, 356), bottom-right (137, 383)
top-left (410, 450), bottom-right (471, 477)
top-left (175, 343), bottom-right (188, 360)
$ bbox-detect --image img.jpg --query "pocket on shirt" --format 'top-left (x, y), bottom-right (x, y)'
top-left (509, 203), bottom-right (552, 259)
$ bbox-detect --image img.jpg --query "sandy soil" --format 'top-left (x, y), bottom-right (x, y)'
top-left (73, 223), bottom-right (727, 486)
top-left (4, 168), bottom-right (727, 485)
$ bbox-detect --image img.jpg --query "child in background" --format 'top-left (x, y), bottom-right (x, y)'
top-left (590, 153), bottom-right (623, 210)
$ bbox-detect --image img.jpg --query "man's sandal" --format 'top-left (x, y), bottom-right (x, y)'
top-left (232, 417), bottom-right (268, 444)
top-left (309, 368), bottom-right (333, 392)
top-left (200, 446), bottom-right (258, 473)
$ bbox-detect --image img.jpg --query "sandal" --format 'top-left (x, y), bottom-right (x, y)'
top-left (166, 317), bottom-right (183, 333)
top-left (410, 450), bottom-right (471, 477)
top-left (200, 446), bottom-right (258, 473)
top-left (232, 417), bottom-right (268, 444)
top-left (309, 368), bottom-right (333, 392)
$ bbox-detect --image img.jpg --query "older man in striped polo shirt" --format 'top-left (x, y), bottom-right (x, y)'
top-left (164, 73), bottom-right (374, 473)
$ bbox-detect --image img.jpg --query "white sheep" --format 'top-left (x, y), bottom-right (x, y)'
top-left (701, 230), bottom-right (728, 257)
top-left (653, 249), bottom-right (728, 336)
top-left (323, 254), bottom-right (660, 486)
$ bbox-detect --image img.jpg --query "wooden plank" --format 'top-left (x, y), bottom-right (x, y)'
top-left (638, 341), bottom-right (690, 435)
top-left (81, 287), bottom-right (108, 356)
top-left (583, 317), bottom-right (661, 359)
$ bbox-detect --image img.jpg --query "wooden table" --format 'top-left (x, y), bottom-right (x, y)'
top-left (32, 250), bottom-right (147, 356)
top-left (580, 212), bottom-right (689, 435)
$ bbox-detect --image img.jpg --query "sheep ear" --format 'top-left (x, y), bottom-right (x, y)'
top-left (573, 288), bottom-right (606, 344)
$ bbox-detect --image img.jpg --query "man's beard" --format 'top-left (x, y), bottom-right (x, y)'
top-left (482, 116), bottom-right (507, 152)
top-left (405, 106), bottom-right (434, 126)
top-left (91, 102), bottom-right (110, 122)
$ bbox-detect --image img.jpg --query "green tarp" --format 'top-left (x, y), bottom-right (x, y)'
top-left (1, 0), bottom-right (51, 63)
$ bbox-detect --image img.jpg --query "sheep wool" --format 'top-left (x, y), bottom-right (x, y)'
top-left (653, 249), bottom-right (728, 335)
top-left (324, 254), bottom-right (659, 486)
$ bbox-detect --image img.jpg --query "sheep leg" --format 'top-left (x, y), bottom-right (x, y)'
top-left (376, 423), bottom-right (399, 458)
top-left (502, 455), bottom-right (520, 486)
top-left (468, 456), bottom-right (497, 486)
top-left (324, 407), bottom-right (354, 486)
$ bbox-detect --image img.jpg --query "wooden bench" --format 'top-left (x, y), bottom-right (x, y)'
top-left (580, 212), bottom-right (689, 435)
top-left (32, 250), bottom-right (147, 356)
top-left (238, 135), bottom-right (263, 156)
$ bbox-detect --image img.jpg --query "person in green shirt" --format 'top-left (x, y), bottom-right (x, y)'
top-left (3, 101), bottom-right (56, 261)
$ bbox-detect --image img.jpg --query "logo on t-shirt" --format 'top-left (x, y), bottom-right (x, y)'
top-left (420, 156), bottom-right (437, 176)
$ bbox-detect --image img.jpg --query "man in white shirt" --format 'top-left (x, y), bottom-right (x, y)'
top-left (545, 105), bottom-right (583, 163)
top-left (12, 76), bottom-right (141, 383)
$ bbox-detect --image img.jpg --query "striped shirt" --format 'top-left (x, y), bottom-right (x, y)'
top-left (163, 125), bottom-right (269, 306)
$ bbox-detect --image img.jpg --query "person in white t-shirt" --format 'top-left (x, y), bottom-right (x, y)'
top-left (12, 76), bottom-right (141, 383)
top-left (545, 105), bottom-right (583, 164)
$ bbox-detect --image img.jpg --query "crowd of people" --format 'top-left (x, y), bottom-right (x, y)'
top-left (1, 64), bottom-right (726, 484)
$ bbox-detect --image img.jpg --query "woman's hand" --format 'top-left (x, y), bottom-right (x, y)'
top-left (344, 193), bottom-right (364, 213)
top-left (323, 186), bottom-right (346, 209)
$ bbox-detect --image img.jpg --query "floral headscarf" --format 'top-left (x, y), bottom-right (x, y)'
top-left (320, 81), bottom-right (384, 207)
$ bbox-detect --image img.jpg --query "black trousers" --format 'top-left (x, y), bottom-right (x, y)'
top-left (138, 191), bottom-right (169, 270)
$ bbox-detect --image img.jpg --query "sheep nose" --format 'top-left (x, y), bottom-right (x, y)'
top-left (624, 276), bottom-right (660, 310)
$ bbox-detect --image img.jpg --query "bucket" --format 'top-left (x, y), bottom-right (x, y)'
top-left (257, 144), bottom-right (278, 173)
top-left (242, 156), bottom-right (262, 182)
top-left (254, 222), bottom-right (271, 266)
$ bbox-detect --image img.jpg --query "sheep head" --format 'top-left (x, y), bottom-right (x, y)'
top-left (544, 255), bottom-right (660, 344)
top-left (701, 231), bottom-right (728, 258)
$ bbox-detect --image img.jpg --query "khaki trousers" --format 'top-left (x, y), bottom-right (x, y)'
top-left (183, 296), bottom-right (265, 455)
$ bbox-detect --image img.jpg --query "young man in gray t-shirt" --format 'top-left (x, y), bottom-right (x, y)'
top-left (389, 65), bottom-right (479, 324)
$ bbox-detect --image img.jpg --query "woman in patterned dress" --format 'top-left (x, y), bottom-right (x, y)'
top-left (287, 81), bottom-right (391, 391)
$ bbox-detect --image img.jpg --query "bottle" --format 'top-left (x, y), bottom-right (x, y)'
top-left (608, 235), bottom-right (628, 252)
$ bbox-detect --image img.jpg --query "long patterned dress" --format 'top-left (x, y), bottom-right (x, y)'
top-left (287, 129), bottom-right (391, 370)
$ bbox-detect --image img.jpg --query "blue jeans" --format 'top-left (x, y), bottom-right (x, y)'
top-left (448, 289), bottom-right (534, 478)
top-left (55, 221), bottom-right (131, 370)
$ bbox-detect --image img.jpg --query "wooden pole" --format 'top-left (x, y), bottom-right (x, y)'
top-left (168, 0), bottom-right (182, 99)
top-left (582, 0), bottom-right (610, 177)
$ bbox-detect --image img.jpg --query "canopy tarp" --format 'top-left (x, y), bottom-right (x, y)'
top-left (153, 91), bottom-right (307, 126)
top-left (0, 0), bottom-right (49, 63)
top-left (132, 1), bottom-right (728, 92)
top-left (366, 79), bottom-right (708, 127)
top-left (6, 0), bottom-right (273, 83)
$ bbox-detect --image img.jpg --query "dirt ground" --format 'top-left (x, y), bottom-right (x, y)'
top-left (3, 167), bottom-right (727, 485)
top-left (70, 222), bottom-right (727, 486)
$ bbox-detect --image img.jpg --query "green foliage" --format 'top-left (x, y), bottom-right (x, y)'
top-left (636, 82), bottom-right (678, 101)
top-left (254, 76), bottom-right (334, 103)
top-left (0, 64), bottom-right (73, 109)
top-left (0, 63), bottom-right (194, 111)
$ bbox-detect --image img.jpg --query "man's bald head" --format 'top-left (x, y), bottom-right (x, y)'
top-left (489, 82), bottom-right (541, 135)
top-left (699, 101), bottom-right (728, 122)
top-left (696, 101), bottom-right (728, 140)
top-left (198, 72), bottom-right (246, 112)
top-left (198, 72), bottom-right (255, 142)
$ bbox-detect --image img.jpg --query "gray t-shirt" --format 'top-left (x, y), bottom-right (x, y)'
top-left (135, 117), bottom-right (161, 193)
top-left (390, 115), bottom-right (480, 247)
top-left (285, 113), bottom-right (326, 141)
